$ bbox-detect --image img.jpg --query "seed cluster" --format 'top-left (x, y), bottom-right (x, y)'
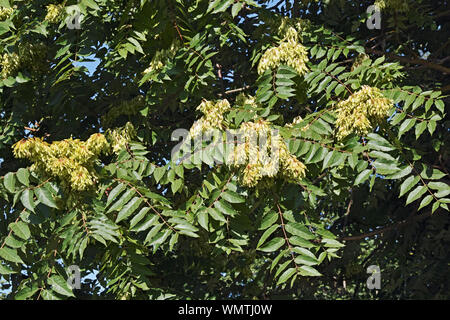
top-left (187, 97), bottom-right (307, 187)
top-left (107, 122), bottom-right (137, 154)
top-left (1, 43), bottom-right (47, 79)
top-left (227, 120), bottom-right (306, 187)
top-left (0, 7), bottom-right (13, 21)
top-left (144, 40), bottom-right (181, 74)
top-left (0, 53), bottom-right (20, 79)
top-left (257, 27), bottom-right (309, 76)
top-left (13, 134), bottom-right (109, 191)
top-left (45, 4), bottom-right (65, 23)
top-left (189, 99), bottom-right (231, 138)
top-left (335, 85), bottom-right (393, 140)
top-left (12, 121), bottom-right (137, 191)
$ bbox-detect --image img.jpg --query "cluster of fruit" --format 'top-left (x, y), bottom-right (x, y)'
top-left (257, 27), bottom-right (309, 76)
top-left (335, 85), bottom-right (393, 140)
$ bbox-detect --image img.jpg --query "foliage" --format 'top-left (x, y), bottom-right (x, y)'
top-left (0, 0), bottom-right (448, 299)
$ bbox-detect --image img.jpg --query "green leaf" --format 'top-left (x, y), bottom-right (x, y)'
top-left (221, 190), bottom-right (245, 203)
top-left (418, 195), bottom-right (433, 210)
top-left (322, 238), bottom-right (345, 248)
top-left (257, 224), bottom-right (279, 248)
top-left (270, 249), bottom-right (288, 272)
top-left (214, 199), bottom-right (237, 216)
top-left (129, 207), bottom-right (151, 229)
top-left (285, 223), bottom-right (315, 240)
top-left (354, 169), bottom-right (371, 185)
top-left (0, 263), bottom-right (16, 275)
top-left (106, 183), bottom-right (126, 207)
top-left (15, 285), bottom-right (39, 300)
top-left (4, 172), bottom-right (15, 193)
top-left (289, 236), bottom-right (314, 248)
top-left (10, 221), bottom-right (31, 240)
top-left (257, 237), bottom-right (285, 252)
top-left (277, 267), bottom-right (296, 285)
top-left (259, 210), bottom-right (278, 230)
top-left (415, 121), bottom-right (427, 139)
top-left (35, 187), bottom-right (58, 209)
top-left (432, 201), bottom-right (440, 213)
top-left (171, 179), bottom-right (183, 194)
top-left (399, 176), bottom-right (420, 197)
top-left (231, 2), bottom-right (244, 17)
top-left (197, 209), bottom-right (209, 231)
top-left (48, 275), bottom-right (75, 297)
top-left (292, 247), bottom-right (317, 259)
top-left (116, 197), bottom-right (144, 223)
top-left (144, 224), bottom-right (163, 244)
top-left (299, 265), bottom-right (322, 277)
top-left (20, 189), bottom-right (35, 213)
top-left (83, 0), bottom-right (100, 10)
top-left (0, 247), bottom-right (23, 264)
top-left (207, 207), bottom-right (227, 223)
top-left (294, 255), bottom-right (319, 266)
top-left (367, 133), bottom-right (395, 152)
top-left (406, 185), bottom-right (427, 205)
top-left (435, 100), bottom-right (444, 113)
top-left (428, 182), bottom-right (449, 191)
top-left (153, 166), bottom-right (166, 183)
top-left (385, 166), bottom-right (412, 180)
top-left (398, 119), bottom-right (416, 137)
top-left (5, 236), bottom-right (25, 249)
top-left (107, 188), bottom-right (135, 213)
top-left (131, 214), bottom-right (159, 232)
top-left (16, 168), bottom-right (30, 187)
top-left (41, 289), bottom-right (61, 300)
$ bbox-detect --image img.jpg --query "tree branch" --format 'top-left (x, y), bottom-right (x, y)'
top-left (340, 209), bottom-right (435, 241)
top-left (367, 48), bottom-right (450, 74)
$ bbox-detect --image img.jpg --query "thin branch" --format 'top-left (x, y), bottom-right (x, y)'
top-left (340, 209), bottom-right (434, 241)
top-left (366, 48), bottom-right (450, 74)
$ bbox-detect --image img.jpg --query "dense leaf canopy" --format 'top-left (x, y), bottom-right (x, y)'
top-left (0, 0), bottom-right (449, 300)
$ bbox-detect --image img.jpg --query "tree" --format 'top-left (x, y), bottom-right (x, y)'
top-left (0, 0), bottom-right (448, 300)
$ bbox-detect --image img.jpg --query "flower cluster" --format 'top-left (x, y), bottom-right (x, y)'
top-left (12, 134), bottom-right (110, 191)
top-left (45, 4), bottom-right (65, 24)
top-left (0, 52), bottom-right (20, 79)
top-left (102, 96), bottom-right (145, 127)
top-left (144, 40), bottom-right (181, 74)
top-left (189, 99), bottom-right (231, 138)
top-left (185, 96), bottom-right (307, 188)
top-left (0, 7), bottom-right (13, 21)
top-left (335, 85), bottom-right (393, 140)
top-left (0, 43), bottom-right (47, 79)
top-left (257, 27), bottom-right (309, 76)
top-left (227, 120), bottom-right (306, 187)
top-left (107, 122), bottom-right (137, 154)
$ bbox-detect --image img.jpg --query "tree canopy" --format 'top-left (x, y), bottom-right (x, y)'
top-left (0, 0), bottom-right (449, 300)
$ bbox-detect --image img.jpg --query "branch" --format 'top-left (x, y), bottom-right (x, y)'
top-left (217, 85), bottom-right (251, 97)
top-left (367, 48), bottom-right (450, 74)
top-left (340, 209), bottom-right (434, 241)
